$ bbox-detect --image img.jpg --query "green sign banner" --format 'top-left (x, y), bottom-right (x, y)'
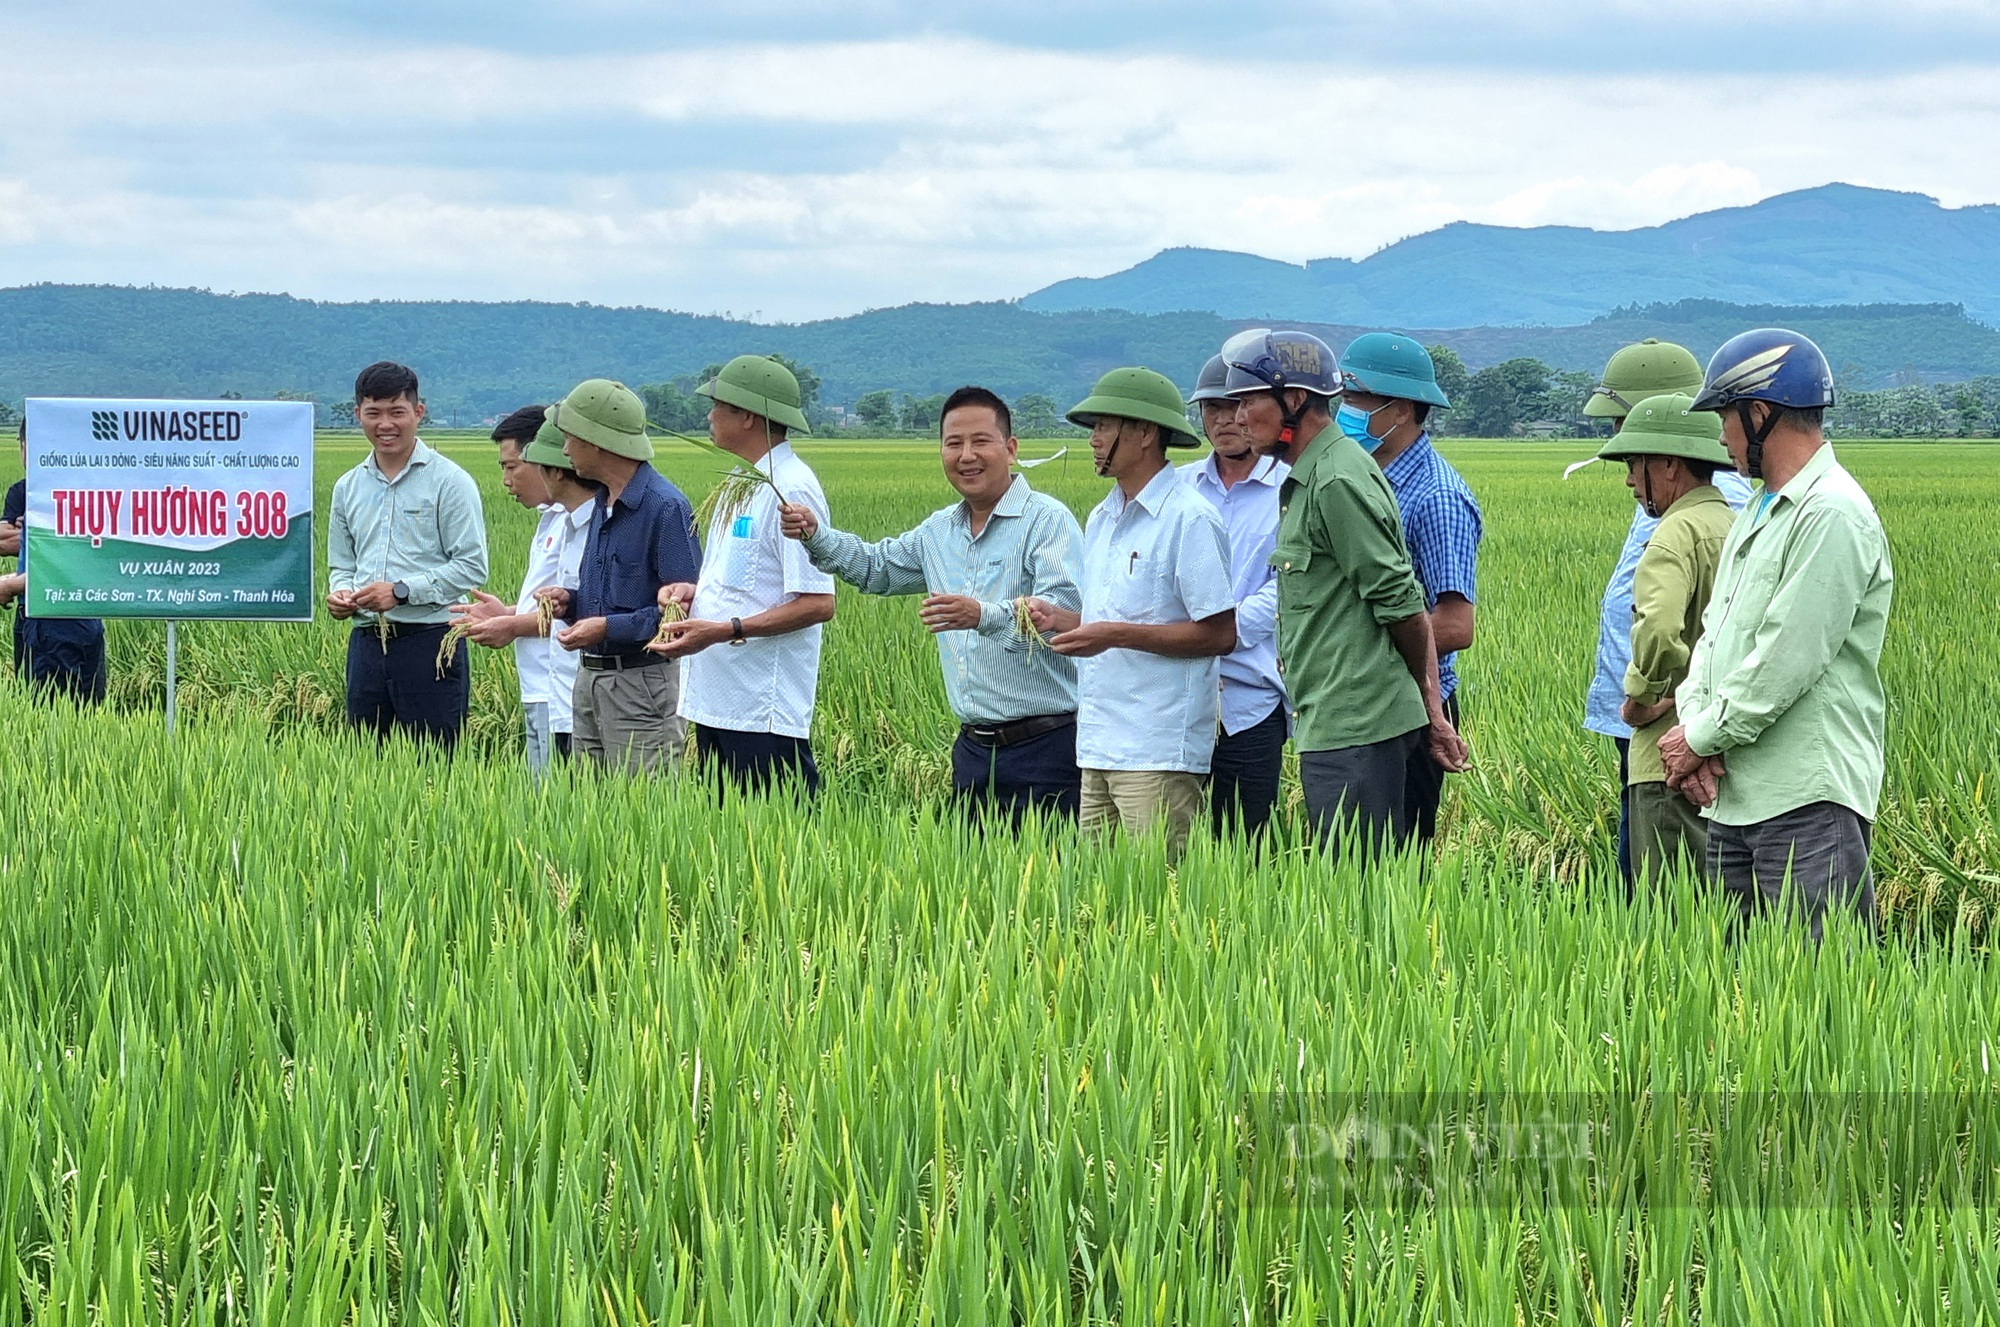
top-left (23, 399), bottom-right (315, 620)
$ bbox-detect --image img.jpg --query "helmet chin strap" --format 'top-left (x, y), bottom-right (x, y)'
top-left (1736, 401), bottom-right (1780, 482)
top-left (1640, 461), bottom-right (1658, 519)
top-left (1276, 384), bottom-right (1306, 449)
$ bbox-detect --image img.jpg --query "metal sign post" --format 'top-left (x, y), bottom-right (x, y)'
top-left (165, 620), bottom-right (177, 735)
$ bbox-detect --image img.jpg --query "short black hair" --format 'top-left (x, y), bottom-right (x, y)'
top-left (354, 361), bottom-right (420, 406)
top-left (1409, 401), bottom-right (1433, 428)
top-left (940, 385), bottom-right (1011, 438)
top-left (1687, 459), bottom-right (1721, 484)
top-left (491, 404), bottom-right (547, 445)
top-left (1778, 405), bottom-right (1824, 433)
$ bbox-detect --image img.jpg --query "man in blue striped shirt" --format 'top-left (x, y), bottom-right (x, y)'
top-left (1339, 334), bottom-right (1483, 843)
top-left (782, 387), bottom-right (1086, 821)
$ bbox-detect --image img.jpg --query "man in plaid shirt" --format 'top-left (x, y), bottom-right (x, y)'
top-left (1338, 333), bottom-right (1484, 844)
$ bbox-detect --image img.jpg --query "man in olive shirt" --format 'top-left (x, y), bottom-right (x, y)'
top-left (1222, 330), bottom-right (1468, 860)
top-left (1595, 394), bottom-right (1737, 883)
top-left (1662, 330), bottom-right (1893, 939)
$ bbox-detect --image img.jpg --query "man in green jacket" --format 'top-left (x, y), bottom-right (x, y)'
top-left (1596, 394), bottom-right (1737, 883)
top-left (1661, 330), bottom-right (1893, 940)
top-left (1222, 329), bottom-right (1467, 861)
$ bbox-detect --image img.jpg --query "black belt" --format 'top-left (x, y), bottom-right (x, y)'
top-left (960, 712), bottom-right (1076, 748)
top-left (580, 650), bottom-right (671, 672)
top-left (354, 619), bottom-right (444, 640)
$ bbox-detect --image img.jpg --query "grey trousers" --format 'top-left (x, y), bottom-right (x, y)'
top-left (1300, 727), bottom-right (1423, 865)
top-left (1707, 800), bottom-right (1876, 942)
top-left (1629, 780), bottom-right (1709, 884)
top-left (572, 662), bottom-right (685, 776)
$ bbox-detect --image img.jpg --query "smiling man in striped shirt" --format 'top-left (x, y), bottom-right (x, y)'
top-left (780, 386), bottom-right (1087, 822)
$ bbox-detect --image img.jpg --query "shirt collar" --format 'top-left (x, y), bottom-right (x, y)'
top-left (366, 438), bottom-right (434, 481)
top-left (1379, 432), bottom-right (1433, 486)
top-left (565, 497), bottom-right (596, 529)
top-left (1663, 484), bottom-right (1731, 518)
top-left (1770, 441), bottom-right (1840, 508)
top-left (605, 461), bottom-right (660, 513)
top-left (1114, 462), bottom-right (1179, 517)
top-left (1197, 452), bottom-right (1282, 490)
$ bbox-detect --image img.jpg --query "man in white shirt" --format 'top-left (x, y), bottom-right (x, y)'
top-left (1180, 353), bottom-right (1288, 839)
top-left (451, 407), bottom-right (596, 776)
top-left (653, 355), bottom-right (837, 796)
top-left (1027, 367), bottom-right (1236, 863)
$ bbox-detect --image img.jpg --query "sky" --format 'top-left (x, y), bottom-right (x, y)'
top-left (4, 0), bottom-right (2000, 322)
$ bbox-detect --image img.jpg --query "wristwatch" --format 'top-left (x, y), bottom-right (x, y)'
top-left (392, 580), bottom-right (410, 605)
top-left (728, 616), bottom-right (746, 646)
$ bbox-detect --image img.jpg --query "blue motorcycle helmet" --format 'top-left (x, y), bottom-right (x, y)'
top-left (1221, 328), bottom-right (1340, 448)
top-left (1689, 328), bottom-right (1835, 480)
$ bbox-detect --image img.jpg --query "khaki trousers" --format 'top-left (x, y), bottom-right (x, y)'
top-left (1629, 780), bottom-right (1709, 884)
top-left (572, 662), bottom-right (684, 776)
top-left (1080, 768), bottom-right (1205, 863)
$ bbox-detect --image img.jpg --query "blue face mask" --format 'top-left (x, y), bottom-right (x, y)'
top-left (1335, 401), bottom-right (1386, 452)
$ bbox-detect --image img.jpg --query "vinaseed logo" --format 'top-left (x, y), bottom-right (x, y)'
top-left (91, 410), bottom-right (120, 442)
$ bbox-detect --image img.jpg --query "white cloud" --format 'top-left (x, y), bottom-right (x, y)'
top-left (2, 19), bottom-right (1998, 319)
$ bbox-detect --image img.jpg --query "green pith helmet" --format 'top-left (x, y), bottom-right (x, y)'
top-left (1066, 367), bottom-right (1203, 448)
top-left (697, 355), bottom-right (812, 435)
top-left (1595, 393), bottom-right (1732, 466)
top-left (520, 407), bottom-right (576, 470)
top-left (1339, 332), bottom-right (1452, 408)
top-left (550, 379), bottom-right (653, 461)
top-left (1585, 339), bottom-right (1705, 419)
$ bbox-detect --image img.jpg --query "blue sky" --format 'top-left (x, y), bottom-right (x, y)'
top-left (5, 0), bottom-right (1999, 321)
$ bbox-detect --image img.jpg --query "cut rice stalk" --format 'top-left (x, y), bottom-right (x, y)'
top-left (435, 621), bottom-right (472, 680)
top-left (535, 594), bottom-right (556, 639)
top-left (375, 612), bottom-right (391, 653)
top-left (1014, 597), bottom-right (1047, 655)
top-left (651, 598), bottom-right (689, 647)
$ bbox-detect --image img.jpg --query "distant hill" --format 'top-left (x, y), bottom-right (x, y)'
top-left (3, 284), bottom-right (1998, 424)
top-left (1022, 184), bottom-right (2000, 327)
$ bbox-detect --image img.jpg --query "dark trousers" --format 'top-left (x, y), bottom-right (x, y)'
top-left (1209, 700), bottom-right (1287, 840)
top-left (346, 624), bottom-right (470, 750)
top-left (698, 725), bottom-right (820, 798)
top-left (1614, 737), bottom-right (1633, 884)
top-left (1403, 692), bottom-right (1461, 844)
top-left (15, 619), bottom-right (107, 705)
top-left (952, 718), bottom-right (1081, 825)
top-left (1707, 801), bottom-right (1876, 942)
top-left (1300, 726), bottom-right (1423, 865)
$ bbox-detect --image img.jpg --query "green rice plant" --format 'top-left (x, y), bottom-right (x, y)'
top-left (651, 418), bottom-right (782, 531)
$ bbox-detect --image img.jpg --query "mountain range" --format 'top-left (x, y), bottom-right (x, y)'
top-left (1022, 185), bottom-right (2000, 328)
top-left (4, 183), bottom-right (2000, 422)
top-left (3, 286), bottom-right (1997, 426)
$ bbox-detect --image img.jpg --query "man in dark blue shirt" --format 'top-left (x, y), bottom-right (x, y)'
top-left (2, 418), bottom-right (107, 703)
top-left (537, 379), bottom-right (702, 775)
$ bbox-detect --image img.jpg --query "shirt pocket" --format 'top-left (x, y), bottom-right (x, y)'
top-left (1271, 542), bottom-right (1321, 613)
top-left (390, 491), bottom-right (439, 555)
top-left (1104, 550), bottom-right (1175, 623)
top-left (716, 513), bottom-right (764, 591)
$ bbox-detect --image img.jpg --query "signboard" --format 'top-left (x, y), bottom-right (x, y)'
top-left (22, 399), bottom-right (314, 620)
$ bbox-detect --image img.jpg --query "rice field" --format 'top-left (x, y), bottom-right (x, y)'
top-left (3, 434), bottom-right (1998, 1322)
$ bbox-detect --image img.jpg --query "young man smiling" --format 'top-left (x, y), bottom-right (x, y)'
top-left (326, 361), bottom-right (488, 749)
top-left (780, 386), bottom-right (1086, 821)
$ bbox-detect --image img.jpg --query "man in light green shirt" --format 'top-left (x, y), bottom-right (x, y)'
top-left (1661, 330), bottom-right (1892, 939)
top-left (1594, 394), bottom-right (1738, 884)
top-left (327, 361), bottom-right (489, 749)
